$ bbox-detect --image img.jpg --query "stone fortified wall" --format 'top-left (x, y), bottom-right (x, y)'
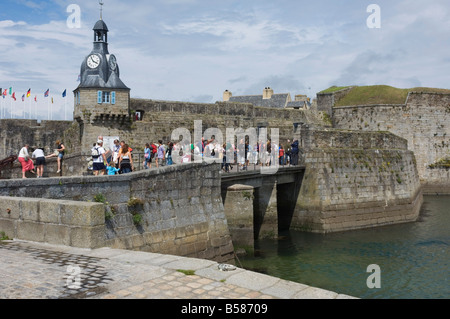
top-left (0, 120), bottom-right (73, 160)
top-left (291, 126), bottom-right (423, 233)
top-left (0, 162), bottom-right (234, 263)
top-left (1, 98), bottom-right (326, 166)
top-left (332, 93), bottom-right (450, 193)
top-left (316, 87), bottom-right (355, 116)
top-left (70, 99), bottom-right (325, 155)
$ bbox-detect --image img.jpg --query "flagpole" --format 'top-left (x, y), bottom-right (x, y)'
top-left (64, 96), bottom-right (67, 121)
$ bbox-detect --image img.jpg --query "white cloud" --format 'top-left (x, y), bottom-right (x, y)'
top-left (1, 0), bottom-right (450, 121)
top-left (161, 17), bottom-right (327, 51)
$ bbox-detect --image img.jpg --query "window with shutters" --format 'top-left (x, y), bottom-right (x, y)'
top-left (97, 91), bottom-right (116, 104)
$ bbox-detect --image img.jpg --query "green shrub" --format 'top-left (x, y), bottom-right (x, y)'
top-left (93, 193), bottom-right (106, 204)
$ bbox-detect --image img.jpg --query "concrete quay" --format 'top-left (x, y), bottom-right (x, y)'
top-left (0, 239), bottom-right (357, 300)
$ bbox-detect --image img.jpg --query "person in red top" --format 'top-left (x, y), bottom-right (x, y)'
top-left (279, 145), bottom-right (285, 166)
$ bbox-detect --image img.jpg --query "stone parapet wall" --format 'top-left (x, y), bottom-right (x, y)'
top-left (300, 126), bottom-right (408, 151)
top-left (0, 197), bottom-right (105, 248)
top-left (0, 161), bottom-right (234, 262)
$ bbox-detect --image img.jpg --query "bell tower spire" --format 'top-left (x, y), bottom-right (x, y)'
top-left (98, 0), bottom-right (105, 20)
top-left (99, 0), bottom-right (104, 20)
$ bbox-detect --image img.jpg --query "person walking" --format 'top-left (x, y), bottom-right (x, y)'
top-left (18, 144), bottom-right (36, 179)
top-left (166, 142), bottom-right (173, 166)
top-left (92, 140), bottom-right (107, 176)
top-left (279, 145), bottom-right (285, 166)
top-left (156, 140), bottom-right (165, 168)
top-left (112, 139), bottom-right (121, 165)
top-left (106, 161), bottom-right (120, 176)
top-left (143, 143), bottom-right (152, 169)
top-left (290, 140), bottom-right (299, 166)
top-left (119, 144), bottom-right (134, 174)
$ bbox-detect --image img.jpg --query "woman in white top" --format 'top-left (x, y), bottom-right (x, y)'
top-left (18, 144), bottom-right (36, 179)
top-left (31, 147), bottom-right (46, 178)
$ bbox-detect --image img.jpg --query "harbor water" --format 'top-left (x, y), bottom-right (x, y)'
top-left (238, 196), bottom-right (449, 299)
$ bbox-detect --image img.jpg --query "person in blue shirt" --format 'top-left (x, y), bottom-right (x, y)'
top-left (143, 143), bottom-right (152, 169)
top-left (106, 161), bottom-right (120, 176)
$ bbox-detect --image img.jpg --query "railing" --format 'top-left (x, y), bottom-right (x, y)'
top-left (0, 155), bottom-right (18, 172)
top-left (129, 152), bottom-right (305, 173)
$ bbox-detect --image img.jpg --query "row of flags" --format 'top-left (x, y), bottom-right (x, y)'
top-left (0, 88), bottom-right (67, 102)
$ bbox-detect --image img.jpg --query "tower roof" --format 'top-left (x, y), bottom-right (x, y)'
top-left (93, 19), bottom-right (109, 31)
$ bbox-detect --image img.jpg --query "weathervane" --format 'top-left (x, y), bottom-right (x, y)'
top-left (99, 0), bottom-right (104, 20)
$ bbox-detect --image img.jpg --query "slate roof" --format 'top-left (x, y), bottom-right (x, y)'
top-left (77, 70), bottom-right (129, 90)
top-left (93, 20), bottom-right (109, 31)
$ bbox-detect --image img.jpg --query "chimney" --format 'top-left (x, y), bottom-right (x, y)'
top-left (295, 94), bottom-right (307, 102)
top-left (223, 90), bottom-right (232, 102)
top-left (263, 87), bottom-right (274, 99)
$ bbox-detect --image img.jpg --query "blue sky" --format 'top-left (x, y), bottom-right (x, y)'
top-left (1, 0), bottom-right (449, 120)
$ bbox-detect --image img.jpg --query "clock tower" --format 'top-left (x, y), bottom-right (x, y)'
top-left (73, 13), bottom-right (131, 153)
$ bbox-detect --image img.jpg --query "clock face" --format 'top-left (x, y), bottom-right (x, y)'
top-left (87, 54), bottom-right (100, 69)
top-left (109, 55), bottom-right (117, 71)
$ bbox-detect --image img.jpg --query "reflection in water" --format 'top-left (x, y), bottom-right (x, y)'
top-left (238, 196), bottom-right (450, 299)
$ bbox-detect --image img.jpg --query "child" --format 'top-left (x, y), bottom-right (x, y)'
top-left (106, 161), bottom-right (120, 176)
top-left (143, 143), bottom-right (152, 169)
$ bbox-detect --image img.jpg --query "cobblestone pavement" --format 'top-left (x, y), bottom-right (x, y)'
top-left (0, 240), bottom-right (356, 300)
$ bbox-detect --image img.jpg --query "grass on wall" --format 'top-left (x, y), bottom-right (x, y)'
top-left (331, 85), bottom-right (450, 107)
top-left (318, 86), bottom-right (352, 94)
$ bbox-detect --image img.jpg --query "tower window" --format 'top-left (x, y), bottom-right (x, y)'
top-left (102, 91), bottom-right (110, 103)
top-left (75, 91), bottom-right (80, 105)
top-left (97, 91), bottom-right (116, 104)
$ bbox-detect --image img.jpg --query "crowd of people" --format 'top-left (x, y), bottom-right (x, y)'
top-left (88, 135), bottom-right (303, 176)
top-left (89, 137), bottom-right (174, 176)
top-left (16, 135), bottom-right (302, 179)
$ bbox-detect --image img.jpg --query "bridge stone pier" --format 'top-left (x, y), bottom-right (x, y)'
top-left (221, 166), bottom-right (305, 250)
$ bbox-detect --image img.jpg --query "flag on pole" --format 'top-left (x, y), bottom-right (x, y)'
top-left (3, 89), bottom-right (7, 98)
top-left (34, 96), bottom-right (37, 102)
top-left (44, 89), bottom-right (49, 97)
top-left (51, 97), bottom-right (54, 104)
top-left (62, 89), bottom-right (67, 98)
top-left (26, 89), bottom-right (31, 98)
top-left (12, 92), bottom-right (16, 101)
top-left (9, 87), bottom-right (12, 95)
top-left (22, 94), bottom-right (25, 102)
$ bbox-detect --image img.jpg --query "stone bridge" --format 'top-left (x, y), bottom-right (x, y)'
top-left (221, 166), bottom-right (305, 250)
